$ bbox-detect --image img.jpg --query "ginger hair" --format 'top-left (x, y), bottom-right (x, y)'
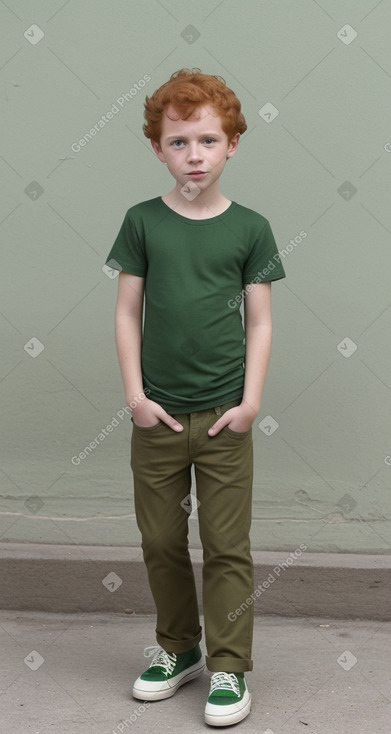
top-left (143, 68), bottom-right (247, 143)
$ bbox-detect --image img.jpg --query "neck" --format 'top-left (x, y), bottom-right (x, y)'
top-left (163, 182), bottom-right (230, 219)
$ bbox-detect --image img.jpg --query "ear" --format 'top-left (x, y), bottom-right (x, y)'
top-left (226, 132), bottom-right (240, 159)
top-left (151, 139), bottom-right (166, 163)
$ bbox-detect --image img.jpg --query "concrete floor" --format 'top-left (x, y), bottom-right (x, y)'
top-left (1, 611), bottom-right (390, 734)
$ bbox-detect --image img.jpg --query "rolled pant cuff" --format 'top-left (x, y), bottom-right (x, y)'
top-left (156, 627), bottom-right (202, 654)
top-left (206, 656), bottom-right (253, 673)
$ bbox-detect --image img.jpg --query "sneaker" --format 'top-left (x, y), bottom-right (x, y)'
top-left (132, 644), bottom-right (205, 701)
top-left (204, 672), bottom-right (251, 726)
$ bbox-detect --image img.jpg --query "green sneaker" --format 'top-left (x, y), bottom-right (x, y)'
top-left (204, 672), bottom-right (251, 726)
top-left (132, 644), bottom-right (205, 701)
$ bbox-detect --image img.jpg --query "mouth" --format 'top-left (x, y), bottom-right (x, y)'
top-left (186, 171), bottom-right (206, 176)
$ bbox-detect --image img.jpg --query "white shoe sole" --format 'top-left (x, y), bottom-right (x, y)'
top-left (132, 658), bottom-right (205, 701)
top-left (204, 691), bottom-right (251, 726)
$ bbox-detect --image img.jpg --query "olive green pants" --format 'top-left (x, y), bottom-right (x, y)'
top-left (130, 400), bottom-right (254, 673)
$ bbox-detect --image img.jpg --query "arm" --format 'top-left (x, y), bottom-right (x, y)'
top-left (115, 271), bottom-right (145, 404)
top-left (115, 272), bottom-right (183, 430)
top-left (208, 282), bottom-right (272, 435)
top-left (242, 281), bottom-right (272, 416)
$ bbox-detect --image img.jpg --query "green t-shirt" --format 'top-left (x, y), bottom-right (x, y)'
top-left (106, 197), bottom-right (286, 413)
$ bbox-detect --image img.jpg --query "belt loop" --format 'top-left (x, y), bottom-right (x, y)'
top-left (214, 405), bottom-right (222, 415)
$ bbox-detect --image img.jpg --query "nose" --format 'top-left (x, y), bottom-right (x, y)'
top-left (186, 143), bottom-right (203, 163)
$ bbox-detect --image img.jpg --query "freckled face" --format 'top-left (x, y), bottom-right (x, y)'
top-left (151, 104), bottom-right (239, 191)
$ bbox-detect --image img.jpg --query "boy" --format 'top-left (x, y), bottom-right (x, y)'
top-left (105, 68), bottom-right (286, 727)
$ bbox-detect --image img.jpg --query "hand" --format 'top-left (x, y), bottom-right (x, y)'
top-left (130, 397), bottom-right (183, 431)
top-left (208, 402), bottom-right (258, 436)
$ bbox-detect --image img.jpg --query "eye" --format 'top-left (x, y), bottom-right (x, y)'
top-left (203, 138), bottom-right (216, 144)
top-left (171, 140), bottom-right (184, 147)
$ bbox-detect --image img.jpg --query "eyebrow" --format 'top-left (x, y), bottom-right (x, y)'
top-left (165, 132), bottom-right (222, 140)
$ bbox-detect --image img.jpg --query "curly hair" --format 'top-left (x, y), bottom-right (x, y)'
top-left (143, 68), bottom-right (247, 143)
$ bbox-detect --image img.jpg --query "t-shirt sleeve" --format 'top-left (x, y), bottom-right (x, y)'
top-left (242, 219), bottom-right (286, 284)
top-left (105, 211), bottom-right (147, 276)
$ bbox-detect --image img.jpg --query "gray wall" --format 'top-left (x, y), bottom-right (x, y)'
top-left (1, 0), bottom-right (390, 553)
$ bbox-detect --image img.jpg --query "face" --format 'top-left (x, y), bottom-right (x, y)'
top-left (151, 104), bottom-right (240, 193)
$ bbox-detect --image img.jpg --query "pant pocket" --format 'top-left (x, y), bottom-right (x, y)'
top-left (131, 418), bottom-right (164, 431)
top-left (222, 425), bottom-right (252, 438)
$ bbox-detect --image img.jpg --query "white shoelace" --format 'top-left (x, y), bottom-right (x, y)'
top-left (146, 647), bottom-right (177, 676)
top-left (210, 672), bottom-right (240, 696)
